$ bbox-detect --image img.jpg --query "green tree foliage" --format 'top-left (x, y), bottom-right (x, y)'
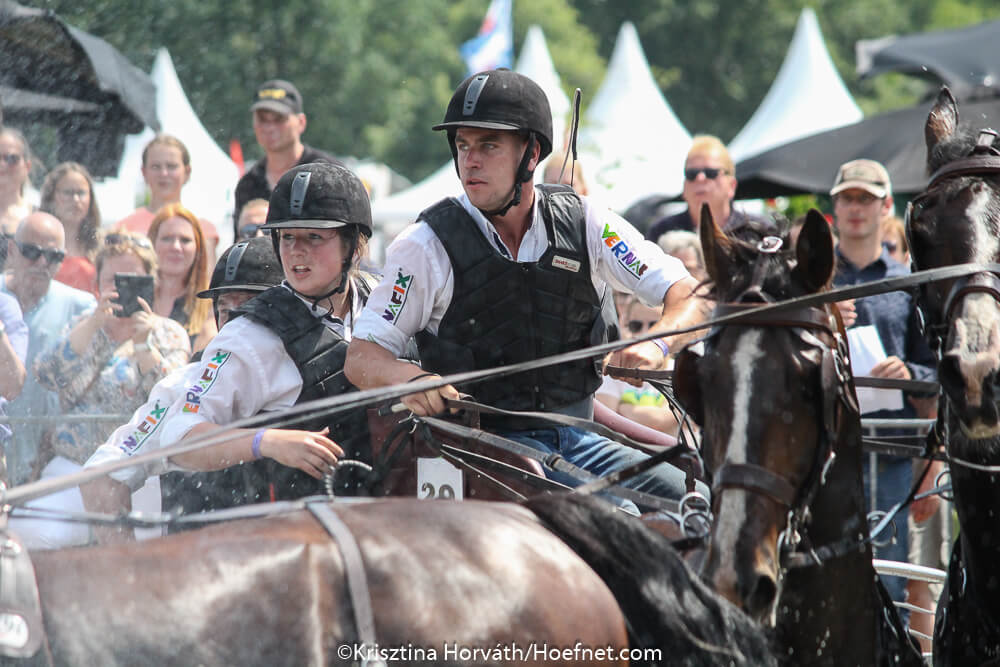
top-left (33, 0), bottom-right (604, 181)
top-left (21, 0), bottom-right (1000, 182)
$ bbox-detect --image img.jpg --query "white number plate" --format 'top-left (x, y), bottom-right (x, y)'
top-left (417, 457), bottom-right (463, 500)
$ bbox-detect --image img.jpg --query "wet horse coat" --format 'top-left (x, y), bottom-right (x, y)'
top-left (21, 495), bottom-right (774, 666)
top-left (908, 87), bottom-right (1000, 665)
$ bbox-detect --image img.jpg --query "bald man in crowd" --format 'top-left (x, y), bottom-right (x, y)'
top-left (1, 213), bottom-right (95, 483)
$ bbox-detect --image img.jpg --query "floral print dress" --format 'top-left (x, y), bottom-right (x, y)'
top-left (34, 314), bottom-right (191, 465)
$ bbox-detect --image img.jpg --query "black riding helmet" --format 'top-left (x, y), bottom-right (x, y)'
top-left (197, 236), bottom-right (283, 299)
top-left (433, 69), bottom-right (553, 217)
top-left (259, 162), bottom-right (373, 304)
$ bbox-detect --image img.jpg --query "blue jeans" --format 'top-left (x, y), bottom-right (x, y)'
top-left (497, 426), bottom-right (708, 515)
top-left (863, 453), bottom-right (913, 609)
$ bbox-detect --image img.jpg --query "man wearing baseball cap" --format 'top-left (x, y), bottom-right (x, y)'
top-left (829, 157), bottom-right (936, 610)
top-left (233, 79), bottom-right (342, 239)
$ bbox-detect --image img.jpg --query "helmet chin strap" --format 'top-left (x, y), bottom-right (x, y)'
top-left (277, 230), bottom-right (359, 315)
top-left (476, 133), bottom-right (537, 219)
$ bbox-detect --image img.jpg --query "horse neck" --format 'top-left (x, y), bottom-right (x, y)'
top-left (950, 455), bottom-right (1000, 591)
top-left (776, 420), bottom-right (882, 661)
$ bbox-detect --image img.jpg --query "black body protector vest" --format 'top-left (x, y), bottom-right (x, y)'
top-left (161, 276), bottom-right (376, 516)
top-left (415, 185), bottom-right (619, 427)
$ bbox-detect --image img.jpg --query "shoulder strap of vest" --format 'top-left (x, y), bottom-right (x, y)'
top-left (231, 286), bottom-right (343, 348)
top-left (353, 271), bottom-right (380, 304)
top-left (420, 197), bottom-right (496, 272)
top-left (536, 184), bottom-right (587, 253)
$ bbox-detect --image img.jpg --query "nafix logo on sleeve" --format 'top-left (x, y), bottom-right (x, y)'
top-left (182, 350), bottom-right (232, 414)
top-left (119, 400), bottom-right (168, 454)
top-left (551, 255), bottom-right (581, 273)
top-left (381, 270), bottom-right (412, 324)
top-left (602, 224), bottom-right (648, 278)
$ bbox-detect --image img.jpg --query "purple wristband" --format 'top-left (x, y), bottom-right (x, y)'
top-left (652, 338), bottom-right (670, 357)
top-left (251, 429), bottom-right (267, 460)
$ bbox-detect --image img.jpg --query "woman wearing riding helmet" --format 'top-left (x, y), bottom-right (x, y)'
top-left (159, 162), bottom-right (378, 504)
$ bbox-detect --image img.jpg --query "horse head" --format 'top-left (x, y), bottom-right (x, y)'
top-left (911, 87), bottom-right (1000, 438)
top-left (680, 206), bottom-right (848, 623)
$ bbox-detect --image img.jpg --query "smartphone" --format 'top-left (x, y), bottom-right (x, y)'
top-left (113, 273), bottom-right (155, 318)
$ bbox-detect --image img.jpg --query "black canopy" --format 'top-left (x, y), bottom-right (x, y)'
top-left (734, 94), bottom-right (1000, 200)
top-left (856, 20), bottom-right (1000, 101)
top-left (0, 0), bottom-right (158, 176)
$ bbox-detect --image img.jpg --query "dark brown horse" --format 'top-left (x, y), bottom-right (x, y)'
top-left (14, 493), bottom-right (775, 666)
top-left (908, 87), bottom-right (1000, 665)
top-left (674, 208), bottom-right (922, 665)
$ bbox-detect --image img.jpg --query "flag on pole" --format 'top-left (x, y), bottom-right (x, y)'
top-left (459, 0), bottom-right (513, 75)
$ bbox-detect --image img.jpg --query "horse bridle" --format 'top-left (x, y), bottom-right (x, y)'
top-left (674, 237), bottom-right (859, 568)
top-left (907, 128), bottom-right (1000, 449)
top-left (908, 129), bottom-right (1000, 356)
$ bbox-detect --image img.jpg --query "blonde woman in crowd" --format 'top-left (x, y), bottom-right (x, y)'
top-left (19, 235), bottom-right (189, 548)
top-left (147, 203), bottom-right (216, 352)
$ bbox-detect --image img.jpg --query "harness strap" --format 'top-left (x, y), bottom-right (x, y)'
top-left (442, 397), bottom-right (680, 457)
top-left (419, 416), bottom-right (681, 515)
top-left (306, 503), bottom-right (379, 652)
top-left (713, 463), bottom-right (797, 508)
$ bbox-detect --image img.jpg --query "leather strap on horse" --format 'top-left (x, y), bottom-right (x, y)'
top-left (713, 463), bottom-right (798, 508)
top-left (306, 502), bottom-right (379, 653)
top-left (419, 416), bottom-right (682, 515)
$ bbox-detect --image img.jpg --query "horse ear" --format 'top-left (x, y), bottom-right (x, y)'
top-left (792, 209), bottom-right (835, 293)
top-left (926, 87), bottom-right (958, 156)
top-left (699, 202), bottom-right (734, 286)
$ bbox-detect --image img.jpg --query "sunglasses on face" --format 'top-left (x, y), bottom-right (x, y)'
top-left (626, 319), bottom-right (658, 334)
top-left (104, 233), bottom-right (153, 250)
top-left (15, 241), bottom-right (65, 265)
top-left (883, 240), bottom-right (899, 253)
top-left (684, 167), bottom-right (727, 181)
top-left (0, 154), bottom-right (23, 167)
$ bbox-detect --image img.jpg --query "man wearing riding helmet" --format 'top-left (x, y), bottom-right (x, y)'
top-left (347, 69), bottom-right (707, 509)
top-left (81, 235), bottom-right (284, 540)
top-left (154, 162), bottom-right (378, 508)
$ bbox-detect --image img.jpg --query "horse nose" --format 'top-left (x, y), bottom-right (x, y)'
top-left (705, 560), bottom-right (778, 620)
top-left (743, 572), bottom-right (778, 619)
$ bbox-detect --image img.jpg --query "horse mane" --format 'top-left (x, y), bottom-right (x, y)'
top-left (705, 218), bottom-right (809, 303)
top-left (927, 123), bottom-right (995, 173)
top-left (523, 494), bottom-right (776, 667)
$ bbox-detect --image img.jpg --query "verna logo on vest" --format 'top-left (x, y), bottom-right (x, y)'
top-left (118, 400), bottom-right (168, 454)
top-left (182, 351), bottom-right (232, 414)
top-left (382, 270), bottom-right (412, 324)
top-left (601, 224), bottom-right (647, 278)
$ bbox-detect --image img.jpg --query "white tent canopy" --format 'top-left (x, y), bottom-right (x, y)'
top-left (727, 9), bottom-right (862, 163)
top-left (110, 48), bottom-right (239, 250)
top-left (576, 22), bottom-right (691, 212)
top-left (372, 25), bottom-right (570, 233)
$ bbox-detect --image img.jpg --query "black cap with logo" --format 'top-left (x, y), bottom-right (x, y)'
top-left (251, 79), bottom-right (303, 115)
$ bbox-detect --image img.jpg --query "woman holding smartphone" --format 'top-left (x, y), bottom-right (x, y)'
top-left (20, 235), bottom-right (190, 548)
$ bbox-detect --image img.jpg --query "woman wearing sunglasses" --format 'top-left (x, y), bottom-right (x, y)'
top-left (39, 162), bottom-right (102, 295)
top-left (0, 128), bottom-right (34, 236)
top-left (16, 236), bottom-right (190, 548)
